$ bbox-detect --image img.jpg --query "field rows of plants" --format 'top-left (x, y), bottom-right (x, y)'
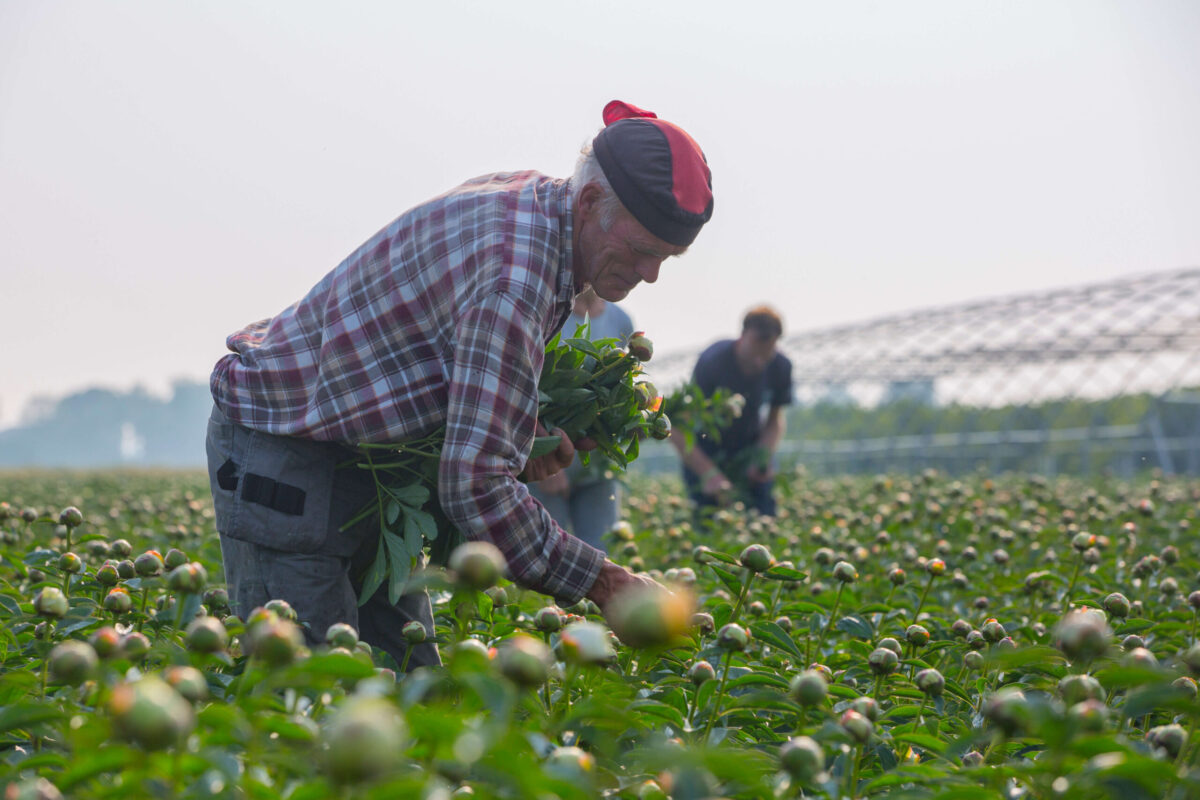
top-left (2, 468), bottom-right (1200, 799)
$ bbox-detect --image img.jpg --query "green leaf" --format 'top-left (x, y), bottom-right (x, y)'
top-left (547, 368), bottom-right (593, 390)
top-left (383, 529), bottom-right (408, 564)
top-left (548, 387), bottom-right (596, 407)
top-left (357, 536), bottom-right (388, 607)
top-left (762, 565), bottom-right (807, 582)
top-left (0, 702), bottom-right (65, 734)
top-left (1091, 756), bottom-right (1178, 791)
top-left (529, 435), bottom-right (563, 460)
top-left (883, 704), bottom-right (925, 721)
top-left (407, 508), bottom-right (439, 543)
top-left (1095, 665), bottom-right (1174, 690)
top-left (23, 549), bottom-right (58, 566)
top-left (749, 620), bottom-right (805, 662)
top-left (257, 712), bottom-right (319, 742)
top-left (58, 746), bottom-right (137, 790)
top-left (858, 603), bottom-right (894, 613)
top-left (0, 595), bottom-right (20, 617)
top-left (556, 401), bottom-right (599, 436)
top-left (475, 591), bottom-right (494, 623)
top-left (926, 788), bottom-right (1005, 800)
top-left (402, 516), bottom-right (425, 559)
top-left (726, 671), bottom-right (790, 691)
top-left (984, 644), bottom-right (1066, 671)
top-left (709, 565), bottom-right (745, 598)
top-left (781, 600), bottom-right (828, 615)
top-left (385, 532), bottom-right (413, 605)
top-left (564, 337), bottom-right (603, 358)
top-left (56, 614), bottom-right (101, 638)
top-left (285, 781), bottom-right (336, 800)
top-left (624, 435), bottom-right (640, 461)
top-left (385, 498), bottom-right (401, 526)
top-left (703, 550), bottom-right (741, 567)
top-left (177, 592), bottom-right (203, 628)
top-left (387, 483), bottom-right (430, 508)
top-left (835, 614), bottom-right (874, 640)
top-left (1121, 683), bottom-right (1197, 718)
top-left (630, 699), bottom-right (686, 730)
top-left (10, 752), bottom-right (68, 771)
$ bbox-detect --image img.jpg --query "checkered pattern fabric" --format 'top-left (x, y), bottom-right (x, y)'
top-left (210, 171), bottom-right (605, 601)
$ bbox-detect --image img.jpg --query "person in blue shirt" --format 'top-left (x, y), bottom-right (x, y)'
top-left (671, 306), bottom-right (793, 517)
top-left (530, 287), bottom-right (635, 551)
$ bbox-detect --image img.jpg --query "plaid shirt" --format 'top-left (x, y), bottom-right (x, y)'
top-left (210, 171), bottom-right (605, 602)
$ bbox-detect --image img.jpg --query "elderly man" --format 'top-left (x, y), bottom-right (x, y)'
top-left (672, 306), bottom-right (792, 518)
top-left (205, 100), bottom-right (712, 669)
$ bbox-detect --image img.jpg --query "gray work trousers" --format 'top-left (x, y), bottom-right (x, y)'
top-left (528, 477), bottom-right (620, 553)
top-left (205, 405), bottom-right (439, 671)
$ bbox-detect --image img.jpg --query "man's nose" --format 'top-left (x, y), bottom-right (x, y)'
top-left (636, 259), bottom-right (662, 284)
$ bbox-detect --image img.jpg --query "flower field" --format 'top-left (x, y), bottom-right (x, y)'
top-left (2, 468), bottom-right (1200, 799)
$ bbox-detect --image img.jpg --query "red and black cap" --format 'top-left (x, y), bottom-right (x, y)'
top-left (591, 100), bottom-right (713, 247)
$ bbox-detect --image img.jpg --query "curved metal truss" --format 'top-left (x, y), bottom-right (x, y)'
top-left (647, 268), bottom-right (1200, 476)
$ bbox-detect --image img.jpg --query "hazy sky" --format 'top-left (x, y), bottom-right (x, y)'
top-left (2, 1), bottom-right (1198, 430)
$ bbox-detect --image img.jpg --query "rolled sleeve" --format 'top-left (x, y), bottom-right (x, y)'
top-left (438, 293), bottom-right (605, 603)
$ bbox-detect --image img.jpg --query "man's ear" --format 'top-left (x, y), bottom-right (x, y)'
top-left (576, 181), bottom-right (601, 221)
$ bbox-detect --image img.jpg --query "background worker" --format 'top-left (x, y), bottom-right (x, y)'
top-left (671, 306), bottom-right (793, 517)
top-left (205, 100), bottom-right (713, 669)
top-left (530, 288), bottom-right (634, 553)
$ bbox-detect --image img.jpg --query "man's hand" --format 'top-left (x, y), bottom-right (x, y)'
top-left (699, 466), bottom-right (733, 504)
top-left (745, 463), bottom-right (775, 484)
top-left (537, 470), bottom-right (570, 496)
top-left (521, 425), bottom-right (574, 483)
top-left (586, 560), bottom-right (671, 644)
top-left (586, 560), bottom-right (662, 611)
top-left (745, 446), bottom-right (775, 484)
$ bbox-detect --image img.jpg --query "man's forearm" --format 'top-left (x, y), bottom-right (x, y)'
top-left (669, 429), bottom-right (719, 475)
top-left (757, 408), bottom-right (786, 456)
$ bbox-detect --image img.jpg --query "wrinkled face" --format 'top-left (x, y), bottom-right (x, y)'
top-left (574, 184), bottom-right (688, 302)
top-left (734, 331), bottom-right (779, 376)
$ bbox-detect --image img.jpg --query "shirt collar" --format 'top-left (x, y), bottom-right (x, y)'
top-left (551, 179), bottom-right (577, 336)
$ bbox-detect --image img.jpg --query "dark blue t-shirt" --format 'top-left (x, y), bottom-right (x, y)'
top-left (687, 339), bottom-right (793, 476)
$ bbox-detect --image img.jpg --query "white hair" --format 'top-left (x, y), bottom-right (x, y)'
top-left (571, 139), bottom-right (626, 231)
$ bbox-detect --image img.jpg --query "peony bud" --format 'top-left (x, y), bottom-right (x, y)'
top-left (839, 709), bottom-right (873, 743)
top-left (48, 640), bottom-right (98, 686)
top-left (108, 676), bottom-right (196, 751)
top-left (496, 635), bottom-right (553, 687)
top-left (832, 561), bottom-right (858, 583)
top-left (449, 541), bottom-right (506, 591)
top-left (627, 332), bottom-right (654, 361)
top-left (779, 736), bottom-right (824, 781)
top-left (326, 622), bottom-right (359, 650)
top-left (688, 660), bottom-right (716, 686)
top-left (33, 587), bottom-right (69, 619)
top-left (716, 623), bottom-right (750, 652)
top-left (868, 647), bottom-right (899, 675)
top-left (788, 670), bottom-right (828, 707)
top-left (915, 668), bottom-right (945, 697)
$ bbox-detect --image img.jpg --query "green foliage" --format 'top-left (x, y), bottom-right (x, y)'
top-left (349, 326), bottom-right (668, 599)
top-left (662, 381), bottom-right (744, 453)
top-left (2, 468), bottom-right (1200, 798)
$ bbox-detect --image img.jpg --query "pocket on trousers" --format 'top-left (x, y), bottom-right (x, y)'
top-left (206, 408), bottom-right (240, 535)
top-left (222, 428), bottom-right (336, 555)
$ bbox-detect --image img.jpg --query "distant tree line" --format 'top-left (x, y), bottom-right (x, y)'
top-left (788, 394), bottom-right (1165, 440)
top-left (784, 392), bottom-right (1200, 477)
top-left (5, 380), bottom-right (1199, 474)
top-left (0, 381), bottom-right (212, 468)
